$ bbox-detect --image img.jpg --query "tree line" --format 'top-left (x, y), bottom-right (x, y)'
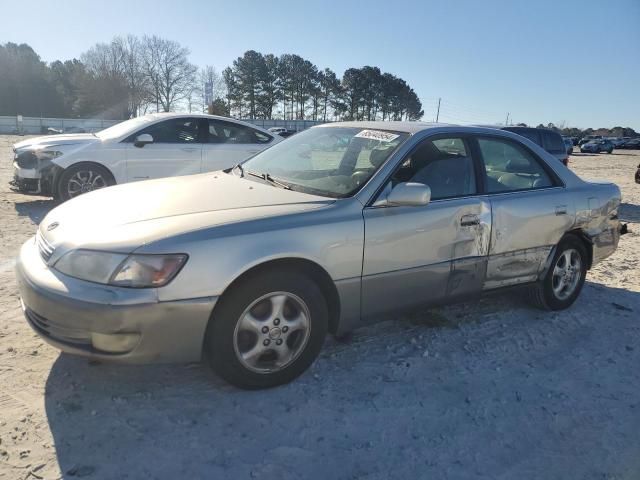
top-left (518, 123), bottom-right (638, 139)
top-left (0, 38), bottom-right (199, 119)
top-left (0, 38), bottom-right (422, 121)
top-left (222, 51), bottom-right (423, 121)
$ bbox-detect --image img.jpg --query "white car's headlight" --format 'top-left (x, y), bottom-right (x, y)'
top-left (35, 150), bottom-right (63, 161)
top-left (54, 250), bottom-right (187, 288)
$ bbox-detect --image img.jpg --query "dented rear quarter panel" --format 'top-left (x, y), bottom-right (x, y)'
top-left (572, 180), bottom-right (622, 265)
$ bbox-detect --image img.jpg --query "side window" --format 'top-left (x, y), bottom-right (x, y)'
top-left (478, 138), bottom-right (554, 193)
top-left (389, 137), bottom-right (476, 200)
top-left (542, 131), bottom-right (564, 153)
top-left (137, 118), bottom-right (199, 143)
top-left (208, 120), bottom-right (272, 144)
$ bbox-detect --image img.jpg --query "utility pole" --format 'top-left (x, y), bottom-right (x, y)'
top-left (504, 113), bottom-right (510, 125)
top-left (435, 97), bottom-right (441, 122)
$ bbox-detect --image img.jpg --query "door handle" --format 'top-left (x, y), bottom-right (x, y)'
top-left (460, 214), bottom-right (480, 227)
top-left (555, 205), bottom-right (567, 215)
top-left (181, 147), bottom-right (199, 152)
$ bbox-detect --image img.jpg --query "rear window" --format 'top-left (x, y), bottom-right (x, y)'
top-left (542, 131), bottom-right (565, 153)
top-left (504, 128), bottom-right (541, 146)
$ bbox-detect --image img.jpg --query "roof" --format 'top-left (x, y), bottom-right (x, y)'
top-left (317, 121), bottom-right (456, 134)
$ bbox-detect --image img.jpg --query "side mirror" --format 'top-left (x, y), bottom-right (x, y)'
top-left (134, 133), bottom-right (153, 148)
top-left (382, 182), bottom-right (431, 207)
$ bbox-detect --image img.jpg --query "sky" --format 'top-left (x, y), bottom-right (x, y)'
top-left (1, 0), bottom-right (639, 129)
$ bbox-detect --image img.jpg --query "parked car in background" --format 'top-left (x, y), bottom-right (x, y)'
top-left (578, 135), bottom-right (603, 146)
top-left (580, 139), bottom-right (614, 154)
top-left (11, 113), bottom-right (281, 201)
top-left (268, 127), bottom-right (296, 138)
top-left (609, 138), bottom-right (626, 148)
top-left (621, 138), bottom-right (640, 149)
top-left (16, 122), bottom-right (624, 388)
top-left (563, 137), bottom-right (574, 155)
top-left (499, 126), bottom-right (569, 165)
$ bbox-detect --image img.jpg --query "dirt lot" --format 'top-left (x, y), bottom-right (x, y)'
top-left (0, 135), bottom-right (639, 480)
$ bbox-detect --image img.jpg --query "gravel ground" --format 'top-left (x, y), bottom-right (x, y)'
top-left (0, 135), bottom-right (639, 480)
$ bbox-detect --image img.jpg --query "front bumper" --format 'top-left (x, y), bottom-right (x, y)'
top-left (11, 162), bottom-right (42, 192)
top-left (15, 237), bottom-right (216, 364)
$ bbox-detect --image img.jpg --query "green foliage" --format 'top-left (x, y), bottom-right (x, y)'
top-left (223, 51), bottom-right (423, 121)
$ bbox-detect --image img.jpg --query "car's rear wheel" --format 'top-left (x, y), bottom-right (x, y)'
top-left (57, 163), bottom-right (115, 201)
top-left (206, 269), bottom-right (328, 389)
top-left (527, 234), bottom-right (587, 310)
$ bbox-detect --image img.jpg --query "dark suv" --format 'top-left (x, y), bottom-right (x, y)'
top-left (500, 127), bottom-right (569, 166)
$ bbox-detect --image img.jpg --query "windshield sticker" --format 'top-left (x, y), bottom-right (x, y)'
top-left (354, 130), bottom-right (400, 142)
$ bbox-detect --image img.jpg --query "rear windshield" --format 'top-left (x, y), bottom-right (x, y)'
top-left (542, 131), bottom-right (565, 153)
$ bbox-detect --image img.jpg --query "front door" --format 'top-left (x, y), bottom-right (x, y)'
top-left (476, 136), bottom-right (574, 289)
top-left (361, 136), bottom-right (491, 322)
top-left (125, 117), bottom-right (203, 182)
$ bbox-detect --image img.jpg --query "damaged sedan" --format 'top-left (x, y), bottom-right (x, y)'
top-left (11, 113), bottom-right (279, 201)
top-left (16, 122), bottom-right (625, 389)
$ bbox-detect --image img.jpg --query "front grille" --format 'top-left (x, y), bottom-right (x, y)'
top-left (35, 231), bottom-right (54, 263)
top-left (24, 308), bottom-right (92, 347)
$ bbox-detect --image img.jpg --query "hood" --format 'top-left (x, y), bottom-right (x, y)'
top-left (40, 172), bottom-right (334, 256)
top-left (14, 133), bottom-right (98, 150)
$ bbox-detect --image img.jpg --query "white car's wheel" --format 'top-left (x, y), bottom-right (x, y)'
top-left (57, 163), bottom-right (115, 201)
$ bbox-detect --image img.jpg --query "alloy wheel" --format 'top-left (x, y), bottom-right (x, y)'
top-left (233, 292), bottom-right (311, 373)
top-left (551, 248), bottom-right (582, 300)
top-left (67, 170), bottom-right (107, 198)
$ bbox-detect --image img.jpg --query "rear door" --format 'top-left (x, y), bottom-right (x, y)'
top-left (125, 117), bottom-right (203, 181)
top-left (361, 135), bottom-right (491, 322)
top-left (202, 119), bottom-right (275, 172)
top-left (475, 135), bottom-right (574, 289)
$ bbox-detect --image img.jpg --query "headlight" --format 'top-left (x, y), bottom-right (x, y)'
top-left (35, 150), bottom-right (63, 161)
top-left (54, 250), bottom-right (187, 288)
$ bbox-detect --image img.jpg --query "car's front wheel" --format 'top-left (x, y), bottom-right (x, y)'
top-left (527, 234), bottom-right (588, 310)
top-left (206, 269), bottom-right (328, 389)
top-left (57, 163), bottom-right (115, 201)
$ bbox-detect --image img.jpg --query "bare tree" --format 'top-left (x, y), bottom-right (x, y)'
top-left (112, 35), bottom-right (148, 116)
top-left (141, 35), bottom-right (197, 112)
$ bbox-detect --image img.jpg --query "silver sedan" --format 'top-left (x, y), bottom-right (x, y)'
top-left (16, 122), bottom-right (623, 388)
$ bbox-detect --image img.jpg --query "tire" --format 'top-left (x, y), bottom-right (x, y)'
top-left (527, 234), bottom-right (588, 310)
top-left (206, 269), bottom-right (329, 389)
top-left (57, 163), bottom-right (115, 201)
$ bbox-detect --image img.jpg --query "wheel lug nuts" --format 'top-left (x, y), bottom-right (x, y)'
top-left (261, 326), bottom-right (269, 334)
top-left (276, 339), bottom-right (283, 345)
top-left (263, 339), bottom-right (270, 346)
top-left (273, 318), bottom-right (280, 326)
top-left (282, 326), bottom-right (289, 333)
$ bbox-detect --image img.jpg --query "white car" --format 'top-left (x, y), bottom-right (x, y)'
top-left (11, 113), bottom-right (281, 201)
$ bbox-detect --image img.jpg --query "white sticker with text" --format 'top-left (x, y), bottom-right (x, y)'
top-left (354, 130), bottom-right (400, 142)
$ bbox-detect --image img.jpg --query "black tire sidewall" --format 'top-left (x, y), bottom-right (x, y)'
top-left (541, 235), bottom-right (588, 310)
top-left (57, 163), bottom-right (115, 201)
top-left (206, 270), bottom-right (328, 389)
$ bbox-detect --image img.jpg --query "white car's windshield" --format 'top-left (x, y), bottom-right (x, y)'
top-left (95, 116), bottom-right (156, 140)
top-left (238, 127), bottom-right (409, 198)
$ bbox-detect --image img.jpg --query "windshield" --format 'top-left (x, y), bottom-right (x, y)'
top-left (95, 116), bottom-right (156, 140)
top-left (238, 127), bottom-right (409, 198)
